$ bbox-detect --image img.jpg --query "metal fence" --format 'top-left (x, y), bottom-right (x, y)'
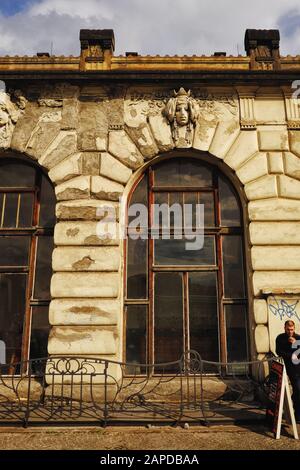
top-left (0, 351), bottom-right (273, 427)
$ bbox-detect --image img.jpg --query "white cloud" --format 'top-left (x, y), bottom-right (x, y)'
top-left (29, 0), bottom-right (114, 20)
top-left (0, 0), bottom-right (299, 57)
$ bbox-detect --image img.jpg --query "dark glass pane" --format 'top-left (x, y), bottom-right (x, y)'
top-left (154, 236), bottom-right (216, 266)
top-left (183, 192), bottom-right (197, 228)
top-left (200, 192), bottom-right (215, 227)
top-left (219, 176), bottom-right (241, 227)
top-left (154, 158), bottom-right (212, 187)
top-left (222, 236), bottom-right (245, 298)
top-left (0, 273), bottom-right (27, 368)
top-left (128, 175), bottom-right (148, 225)
top-left (127, 237), bottom-right (147, 299)
top-left (189, 272), bottom-right (219, 363)
top-left (169, 192), bottom-right (183, 228)
top-left (0, 193), bottom-right (3, 224)
top-left (0, 236), bottom-right (30, 266)
top-left (18, 193), bottom-right (34, 227)
top-left (0, 162), bottom-right (35, 187)
top-left (3, 193), bottom-right (18, 227)
top-left (30, 306), bottom-right (50, 362)
top-left (34, 236), bottom-right (54, 300)
top-left (39, 175), bottom-right (56, 227)
top-left (154, 272), bottom-right (183, 370)
top-left (125, 305), bottom-right (147, 374)
top-left (153, 192), bottom-right (169, 229)
top-left (225, 305), bottom-right (248, 365)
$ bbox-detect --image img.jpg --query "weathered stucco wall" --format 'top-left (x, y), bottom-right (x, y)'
top-left (1, 82), bottom-right (300, 363)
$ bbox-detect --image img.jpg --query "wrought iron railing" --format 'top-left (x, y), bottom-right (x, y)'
top-left (0, 351), bottom-right (274, 427)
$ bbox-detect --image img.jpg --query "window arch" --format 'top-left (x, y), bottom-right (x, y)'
top-left (0, 157), bottom-right (55, 372)
top-left (124, 156), bottom-right (248, 372)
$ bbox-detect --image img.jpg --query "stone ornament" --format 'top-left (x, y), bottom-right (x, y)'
top-left (0, 90), bottom-right (27, 149)
top-left (163, 88), bottom-right (199, 147)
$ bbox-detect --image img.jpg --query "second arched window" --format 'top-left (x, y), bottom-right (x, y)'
top-left (125, 157), bottom-right (248, 372)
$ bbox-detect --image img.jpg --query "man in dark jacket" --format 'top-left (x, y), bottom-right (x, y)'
top-left (276, 320), bottom-right (300, 421)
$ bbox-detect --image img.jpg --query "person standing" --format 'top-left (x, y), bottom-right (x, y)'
top-left (276, 320), bottom-right (300, 421)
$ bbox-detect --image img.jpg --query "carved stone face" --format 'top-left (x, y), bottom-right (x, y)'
top-left (175, 102), bottom-right (189, 126)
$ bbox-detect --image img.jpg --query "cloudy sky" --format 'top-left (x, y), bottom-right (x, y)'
top-left (0, 0), bottom-right (300, 57)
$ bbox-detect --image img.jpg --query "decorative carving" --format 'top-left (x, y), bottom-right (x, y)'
top-left (281, 86), bottom-right (300, 130)
top-left (125, 87), bottom-right (238, 150)
top-left (236, 86), bottom-right (257, 130)
top-left (38, 98), bottom-right (63, 107)
top-left (0, 90), bottom-right (27, 149)
top-left (163, 88), bottom-right (199, 147)
top-left (287, 120), bottom-right (300, 130)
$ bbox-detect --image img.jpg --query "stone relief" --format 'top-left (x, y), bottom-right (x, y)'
top-left (125, 86), bottom-right (238, 148)
top-left (0, 90), bottom-right (27, 149)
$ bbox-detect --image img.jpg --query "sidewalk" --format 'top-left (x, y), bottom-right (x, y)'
top-left (0, 424), bottom-right (299, 450)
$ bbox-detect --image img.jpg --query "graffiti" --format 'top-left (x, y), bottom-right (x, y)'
top-left (269, 296), bottom-right (300, 322)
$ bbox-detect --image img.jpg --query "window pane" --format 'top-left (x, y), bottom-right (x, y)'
top-left (0, 162), bottom-right (35, 187)
top-left (34, 236), bottom-right (54, 300)
top-left (222, 236), bottom-right (245, 298)
top-left (153, 192), bottom-right (169, 229)
top-left (18, 193), bottom-right (34, 227)
top-left (125, 305), bottom-right (147, 374)
top-left (154, 159), bottom-right (212, 187)
top-left (128, 175), bottom-right (148, 225)
top-left (225, 305), bottom-right (248, 363)
top-left (0, 273), bottom-right (27, 367)
top-left (183, 192), bottom-right (197, 228)
top-left (154, 272), bottom-right (183, 370)
top-left (30, 306), bottom-right (50, 361)
top-left (189, 272), bottom-right (219, 363)
top-left (169, 192), bottom-right (183, 228)
top-left (200, 192), bottom-right (215, 227)
top-left (154, 236), bottom-right (216, 266)
top-left (39, 175), bottom-right (56, 227)
top-left (0, 236), bottom-right (30, 266)
top-left (3, 193), bottom-right (18, 227)
top-left (127, 237), bottom-right (147, 299)
top-left (219, 176), bottom-right (241, 227)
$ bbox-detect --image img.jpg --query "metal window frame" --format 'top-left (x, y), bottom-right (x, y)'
top-left (124, 159), bottom-right (249, 374)
top-left (0, 162), bottom-right (54, 372)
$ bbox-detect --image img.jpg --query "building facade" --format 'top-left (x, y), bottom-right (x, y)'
top-left (1, 28), bottom-right (300, 380)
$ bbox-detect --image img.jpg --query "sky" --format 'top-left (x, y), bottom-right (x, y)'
top-left (0, 0), bottom-right (299, 57)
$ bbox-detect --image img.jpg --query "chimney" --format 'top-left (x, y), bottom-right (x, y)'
top-left (80, 29), bottom-right (115, 70)
top-left (244, 29), bottom-right (280, 70)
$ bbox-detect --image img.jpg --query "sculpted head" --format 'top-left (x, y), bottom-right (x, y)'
top-left (163, 88), bottom-right (199, 127)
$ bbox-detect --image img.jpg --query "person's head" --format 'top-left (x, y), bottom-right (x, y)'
top-left (285, 320), bottom-right (295, 337)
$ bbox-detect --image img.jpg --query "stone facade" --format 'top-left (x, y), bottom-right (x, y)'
top-left (1, 28), bottom-right (300, 368)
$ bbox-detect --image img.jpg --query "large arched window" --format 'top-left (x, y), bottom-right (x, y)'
top-left (125, 157), bottom-right (248, 372)
top-left (0, 158), bottom-right (55, 372)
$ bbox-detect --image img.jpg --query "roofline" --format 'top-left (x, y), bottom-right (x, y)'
top-left (0, 69), bottom-right (299, 85)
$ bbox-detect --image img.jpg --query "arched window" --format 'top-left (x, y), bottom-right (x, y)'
top-left (125, 157), bottom-right (248, 372)
top-left (0, 158), bottom-right (55, 372)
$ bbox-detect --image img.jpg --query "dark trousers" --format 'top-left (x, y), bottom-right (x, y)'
top-left (289, 374), bottom-right (300, 417)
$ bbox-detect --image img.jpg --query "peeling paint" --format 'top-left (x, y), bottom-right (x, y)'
top-left (72, 256), bottom-right (95, 270)
top-left (69, 306), bottom-right (110, 316)
top-left (57, 188), bottom-right (89, 201)
top-left (66, 228), bottom-right (80, 237)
